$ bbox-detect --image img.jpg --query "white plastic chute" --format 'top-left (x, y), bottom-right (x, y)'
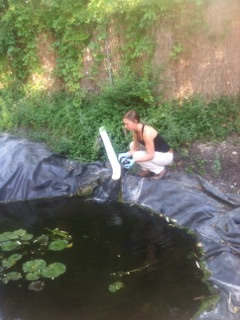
top-left (99, 126), bottom-right (121, 180)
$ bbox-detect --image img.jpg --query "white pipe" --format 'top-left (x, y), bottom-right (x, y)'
top-left (99, 126), bottom-right (121, 180)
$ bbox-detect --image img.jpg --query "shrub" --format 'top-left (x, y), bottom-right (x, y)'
top-left (147, 96), bottom-right (240, 148)
top-left (0, 72), bottom-right (240, 163)
top-left (0, 71), bottom-right (155, 162)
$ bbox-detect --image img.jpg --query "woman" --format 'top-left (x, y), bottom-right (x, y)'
top-left (118, 110), bottom-right (173, 179)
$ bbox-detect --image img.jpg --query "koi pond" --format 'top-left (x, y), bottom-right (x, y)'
top-left (0, 197), bottom-right (211, 320)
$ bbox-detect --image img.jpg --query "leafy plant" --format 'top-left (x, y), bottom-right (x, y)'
top-left (0, 0), bottom-right (208, 91)
top-left (147, 95), bottom-right (240, 150)
top-left (212, 154), bottom-right (221, 177)
top-left (170, 43), bottom-right (184, 60)
top-left (1, 75), bottom-right (240, 163)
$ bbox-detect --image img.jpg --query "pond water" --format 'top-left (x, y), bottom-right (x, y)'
top-left (0, 197), bottom-right (211, 320)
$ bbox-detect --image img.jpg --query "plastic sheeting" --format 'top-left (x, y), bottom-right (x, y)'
top-left (1, 133), bottom-right (240, 319)
top-left (0, 134), bottom-right (112, 202)
top-left (121, 173), bottom-right (240, 320)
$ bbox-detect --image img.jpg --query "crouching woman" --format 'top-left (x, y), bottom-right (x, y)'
top-left (118, 110), bottom-right (174, 179)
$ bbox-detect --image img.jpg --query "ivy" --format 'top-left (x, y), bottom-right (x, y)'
top-left (0, 0), bottom-right (208, 91)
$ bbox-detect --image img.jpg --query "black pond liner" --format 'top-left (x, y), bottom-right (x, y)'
top-left (0, 133), bottom-right (240, 319)
top-left (0, 197), bottom-right (210, 320)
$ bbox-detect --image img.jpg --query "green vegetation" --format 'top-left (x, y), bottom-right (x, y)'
top-left (0, 71), bottom-right (240, 162)
top-left (212, 153), bottom-right (222, 177)
top-left (0, 70), bottom-right (155, 161)
top-left (147, 95), bottom-right (240, 148)
top-left (108, 281), bottom-right (125, 293)
top-left (0, 0), bottom-right (207, 91)
top-left (0, 228), bottom-right (71, 289)
top-left (193, 294), bottom-right (220, 319)
top-left (0, 0), bottom-right (238, 163)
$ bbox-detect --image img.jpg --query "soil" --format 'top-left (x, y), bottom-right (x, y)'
top-left (172, 135), bottom-right (240, 195)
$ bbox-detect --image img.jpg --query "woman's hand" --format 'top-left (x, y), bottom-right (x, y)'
top-left (118, 152), bottom-right (130, 162)
top-left (123, 158), bottom-right (135, 169)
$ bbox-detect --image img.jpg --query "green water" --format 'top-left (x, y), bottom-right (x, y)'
top-left (0, 197), bottom-right (211, 320)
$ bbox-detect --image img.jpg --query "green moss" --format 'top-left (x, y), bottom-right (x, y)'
top-left (193, 294), bottom-right (220, 319)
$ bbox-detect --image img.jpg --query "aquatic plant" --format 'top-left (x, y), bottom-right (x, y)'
top-left (108, 281), bottom-right (125, 293)
top-left (108, 262), bottom-right (156, 293)
top-left (0, 228), bottom-right (71, 290)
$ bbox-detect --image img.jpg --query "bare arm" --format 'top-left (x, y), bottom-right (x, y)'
top-left (128, 131), bottom-right (140, 155)
top-left (135, 129), bottom-right (155, 162)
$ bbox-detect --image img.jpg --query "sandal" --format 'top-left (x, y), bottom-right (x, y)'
top-left (152, 169), bottom-right (167, 180)
top-left (138, 170), bottom-right (152, 177)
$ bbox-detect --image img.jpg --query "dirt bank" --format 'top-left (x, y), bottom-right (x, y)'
top-left (173, 135), bottom-right (240, 194)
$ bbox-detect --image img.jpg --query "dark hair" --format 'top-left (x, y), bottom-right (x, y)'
top-left (123, 110), bottom-right (140, 123)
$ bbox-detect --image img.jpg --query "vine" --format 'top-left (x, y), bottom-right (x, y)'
top-left (0, 0), bottom-right (208, 91)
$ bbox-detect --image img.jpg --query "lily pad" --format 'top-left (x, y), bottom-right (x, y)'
top-left (12, 229), bottom-right (27, 237)
top-left (0, 232), bottom-right (19, 242)
top-left (23, 259), bottom-right (47, 273)
top-left (20, 234), bottom-right (33, 241)
top-left (13, 229), bottom-right (33, 241)
top-left (3, 272), bottom-right (22, 283)
top-left (108, 281), bottom-right (124, 293)
top-left (108, 284), bottom-right (117, 293)
top-left (2, 254), bottom-right (22, 268)
top-left (41, 262), bottom-right (66, 279)
top-left (26, 272), bottom-right (41, 281)
top-left (1, 241), bottom-right (21, 251)
top-left (0, 230), bottom-right (33, 243)
top-left (48, 239), bottom-right (68, 251)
